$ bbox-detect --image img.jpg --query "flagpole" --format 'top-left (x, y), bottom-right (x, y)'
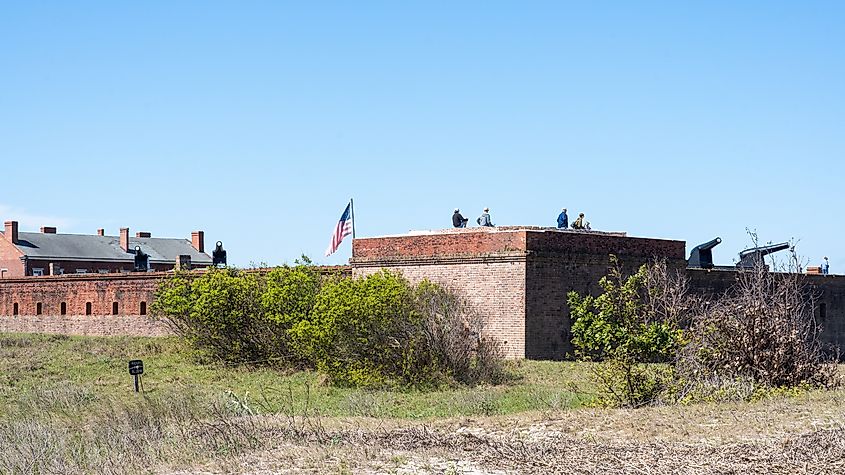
top-left (350, 198), bottom-right (356, 238)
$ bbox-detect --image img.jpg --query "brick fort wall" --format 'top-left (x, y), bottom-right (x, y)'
top-left (353, 227), bottom-right (687, 359)
top-left (0, 267), bottom-right (351, 337)
top-left (0, 272), bottom-right (166, 336)
top-left (688, 269), bottom-right (845, 357)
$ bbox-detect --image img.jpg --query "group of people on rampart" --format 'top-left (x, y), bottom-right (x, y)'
top-left (452, 208), bottom-right (493, 228)
top-left (451, 207), bottom-right (590, 230)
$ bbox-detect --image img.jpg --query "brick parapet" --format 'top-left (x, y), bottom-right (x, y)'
top-left (351, 251), bottom-right (529, 267)
top-left (353, 229), bottom-right (529, 259)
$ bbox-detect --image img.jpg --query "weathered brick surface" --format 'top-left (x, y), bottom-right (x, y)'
top-left (0, 232), bottom-right (24, 278)
top-left (688, 269), bottom-right (845, 357)
top-left (354, 259), bottom-right (527, 359)
top-left (0, 272), bottom-right (164, 336)
top-left (353, 227), bottom-right (687, 359)
top-left (0, 267), bottom-right (351, 337)
top-left (353, 228), bottom-right (528, 260)
top-left (524, 233), bottom-right (686, 360)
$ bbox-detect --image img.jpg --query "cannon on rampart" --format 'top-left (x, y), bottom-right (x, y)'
top-left (737, 242), bottom-right (790, 268)
top-left (688, 237), bottom-right (721, 269)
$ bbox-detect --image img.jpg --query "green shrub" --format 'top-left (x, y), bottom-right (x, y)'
top-left (567, 257), bottom-right (688, 407)
top-left (154, 265), bottom-right (506, 389)
top-left (289, 270), bottom-right (422, 387)
top-left (568, 257), bottom-right (685, 364)
top-left (262, 264), bottom-right (322, 328)
top-left (152, 268), bottom-right (283, 365)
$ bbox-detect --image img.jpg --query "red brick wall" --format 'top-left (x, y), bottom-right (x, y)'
top-left (0, 266), bottom-right (352, 337)
top-left (0, 272), bottom-right (164, 336)
top-left (688, 269), bottom-right (845, 358)
top-left (0, 234), bottom-right (24, 278)
top-left (524, 231), bottom-right (687, 359)
top-left (351, 228), bottom-right (687, 360)
top-left (353, 228), bottom-right (528, 260)
top-left (0, 272), bottom-right (166, 317)
top-left (525, 230), bottom-right (686, 258)
top-left (354, 259), bottom-right (527, 359)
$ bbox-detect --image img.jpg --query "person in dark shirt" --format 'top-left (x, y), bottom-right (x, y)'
top-left (557, 208), bottom-right (568, 229)
top-left (452, 208), bottom-right (468, 228)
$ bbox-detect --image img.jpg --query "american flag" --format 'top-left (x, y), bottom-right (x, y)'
top-left (325, 201), bottom-right (354, 256)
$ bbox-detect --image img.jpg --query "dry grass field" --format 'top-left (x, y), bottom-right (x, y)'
top-left (1, 333), bottom-right (843, 474)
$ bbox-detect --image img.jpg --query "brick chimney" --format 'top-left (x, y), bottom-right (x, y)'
top-left (191, 231), bottom-right (204, 253)
top-left (120, 228), bottom-right (130, 253)
top-left (97, 228), bottom-right (105, 236)
top-left (4, 221), bottom-right (18, 244)
top-left (40, 226), bottom-right (57, 234)
top-left (136, 232), bottom-right (151, 238)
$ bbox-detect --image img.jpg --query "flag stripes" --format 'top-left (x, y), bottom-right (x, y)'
top-left (325, 202), bottom-right (353, 256)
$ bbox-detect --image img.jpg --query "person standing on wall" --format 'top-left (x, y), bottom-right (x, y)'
top-left (823, 256), bottom-right (830, 275)
top-left (557, 208), bottom-right (568, 229)
top-left (452, 208), bottom-right (468, 228)
top-left (477, 207), bottom-right (494, 227)
top-left (572, 212), bottom-right (586, 230)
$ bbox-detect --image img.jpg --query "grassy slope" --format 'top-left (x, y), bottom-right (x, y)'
top-left (3, 333), bottom-right (845, 474)
top-left (0, 333), bottom-right (593, 420)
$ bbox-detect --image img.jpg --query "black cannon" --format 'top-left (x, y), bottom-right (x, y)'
top-left (737, 242), bottom-right (790, 268)
top-left (133, 246), bottom-right (149, 272)
top-left (212, 241), bottom-right (227, 267)
top-left (688, 237), bottom-right (721, 269)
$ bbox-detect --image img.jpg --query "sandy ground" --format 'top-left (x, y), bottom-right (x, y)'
top-left (162, 390), bottom-right (845, 474)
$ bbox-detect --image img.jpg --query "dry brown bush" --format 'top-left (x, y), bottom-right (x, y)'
top-left (414, 281), bottom-right (507, 386)
top-left (678, 249), bottom-right (838, 389)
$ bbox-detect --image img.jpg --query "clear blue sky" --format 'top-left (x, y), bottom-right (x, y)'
top-left (1, 2), bottom-right (843, 270)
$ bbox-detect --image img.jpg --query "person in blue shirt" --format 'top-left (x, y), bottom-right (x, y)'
top-left (477, 208), bottom-right (494, 227)
top-left (557, 208), bottom-right (568, 229)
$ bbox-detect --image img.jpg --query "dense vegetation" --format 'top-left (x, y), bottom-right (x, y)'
top-left (568, 255), bottom-right (838, 407)
top-left (152, 264), bottom-right (505, 388)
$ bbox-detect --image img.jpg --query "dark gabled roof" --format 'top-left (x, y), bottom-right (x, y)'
top-left (1, 231), bottom-right (213, 265)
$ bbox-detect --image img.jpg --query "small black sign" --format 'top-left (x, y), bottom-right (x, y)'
top-left (128, 359), bottom-right (144, 375)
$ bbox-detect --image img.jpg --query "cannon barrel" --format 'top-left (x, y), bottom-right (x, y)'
top-left (688, 237), bottom-right (721, 269)
top-left (737, 242), bottom-right (790, 268)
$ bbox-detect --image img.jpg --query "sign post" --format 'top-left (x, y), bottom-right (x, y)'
top-left (128, 359), bottom-right (144, 393)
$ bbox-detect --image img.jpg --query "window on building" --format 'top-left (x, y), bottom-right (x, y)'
top-left (85, 302), bottom-right (92, 315)
top-left (13, 303), bottom-right (18, 315)
top-left (112, 302), bottom-right (119, 315)
top-left (98, 269), bottom-right (110, 274)
top-left (60, 302), bottom-right (67, 315)
top-left (76, 269), bottom-right (88, 274)
top-left (32, 268), bottom-right (44, 277)
top-left (36, 303), bottom-right (42, 315)
top-left (140, 301), bottom-right (147, 316)
top-left (820, 303), bottom-right (827, 320)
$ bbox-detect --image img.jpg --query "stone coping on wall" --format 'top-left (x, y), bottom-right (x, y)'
top-left (353, 226), bottom-right (685, 261)
top-left (351, 251), bottom-right (530, 268)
